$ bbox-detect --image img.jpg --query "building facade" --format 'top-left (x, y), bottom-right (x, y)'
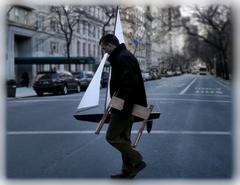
top-left (6, 5), bottom-right (162, 85)
top-left (121, 6), bottom-right (161, 72)
top-left (6, 5), bottom-right (109, 85)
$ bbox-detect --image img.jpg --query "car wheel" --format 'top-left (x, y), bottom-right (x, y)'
top-left (36, 91), bottom-right (43, 96)
top-left (62, 85), bottom-right (68, 95)
top-left (76, 84), bottom-right (81, 92)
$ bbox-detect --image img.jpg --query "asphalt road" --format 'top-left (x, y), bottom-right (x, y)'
top-left (6, 74), bottom-right (232, 179)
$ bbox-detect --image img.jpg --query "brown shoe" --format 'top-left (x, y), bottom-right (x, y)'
top-left (110, 171), bottom-right (132, 179)
top-left (128, 161), bottom-right (146, 178)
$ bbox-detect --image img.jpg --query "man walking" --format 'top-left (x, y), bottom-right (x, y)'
top-left (99, 34), bottom-right (147, 179)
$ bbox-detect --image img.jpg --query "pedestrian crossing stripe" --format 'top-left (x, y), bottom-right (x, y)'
top-left (7, 130), bottom-right (231, 136)
top-left (194, 87), bottom-right (223, 94)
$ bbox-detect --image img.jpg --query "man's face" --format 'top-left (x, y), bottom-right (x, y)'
top-left (101, 43), bottom-right (115, 54)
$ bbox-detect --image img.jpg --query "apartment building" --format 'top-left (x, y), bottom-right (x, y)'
top-left (121, 6), bottom-right (161, 71)
top-left (6, 4), bottom-right (163, 85)
top-left (6, 5), bottom-right (111, 85)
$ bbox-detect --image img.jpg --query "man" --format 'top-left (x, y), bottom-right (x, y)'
top-left (99, 34), bottom-right (147, 179)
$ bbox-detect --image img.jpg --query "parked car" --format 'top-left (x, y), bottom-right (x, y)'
top-left (141, 72), bottom-right (151, 81)
top-left (175, 70), bottom-right (182, 76)
top-left (191, 69), bottom-right (198, 74)
top-left (33, 71), bottom-right (80, 96)
top-left (165, 70), bottom-right (174, 77)
top-left (73, 71), bottom-right (94, 90)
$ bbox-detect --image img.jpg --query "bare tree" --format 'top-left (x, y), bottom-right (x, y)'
top-left (99, 5), bottom-right (117, 36)
top-left (182, 5), bottom-right (232, 79)
top-left (49, 5), bottom-right (80, 71)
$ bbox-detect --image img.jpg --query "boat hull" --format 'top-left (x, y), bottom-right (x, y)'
top-left (73, 112), bottom-right (161, 123)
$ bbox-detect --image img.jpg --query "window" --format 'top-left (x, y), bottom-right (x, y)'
top-left (23, 11), bottom-right (29, 25)
top-left (14, 8), bottom-right (19, 22)
top-left (88, 23), bottom-right (91, 37)
top-left (90, 6), bottom-right (94, 16)
top-left (50, 19), bottom-right (58, 32)
top-left (98, 27), bottom-right (101, 39)
top-left (83, 21), bottom-right (86, 35)
top-left (96, 8), bottom-right (99, 18)
top-left (88, 43), bottom-right (91, 56)
top-left (36, 39), bottom-right (44, 52)
top-left (50, 41), bottom-right (59, 55)
top-left (77, 41), bottom-right (81, 56)
top-left (93, 26), bottom-right (96, 38)
top-left (77, 22), bottom-right (80, 33)
top-left (93, 44), bottom-right (96, 57)
top-left (36, 15), bottom-right (45, 31)
top-left (98, 46), bottom-right (101, 59)
top-left (83, 42), bottom-right (86, 56)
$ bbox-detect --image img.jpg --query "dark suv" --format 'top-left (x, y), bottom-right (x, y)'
top-left (33, 71), bottom-right (80, 96)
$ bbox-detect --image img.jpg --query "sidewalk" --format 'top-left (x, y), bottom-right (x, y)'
top-left (15, 87), bottom-right (36, 98)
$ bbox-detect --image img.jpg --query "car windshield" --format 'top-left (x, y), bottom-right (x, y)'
top-left (85, 73), bottom-right (93, 78)
top-left (36, 73), bottom-right (59, 81)
top-left (199, 67), bottom-right (207, 71)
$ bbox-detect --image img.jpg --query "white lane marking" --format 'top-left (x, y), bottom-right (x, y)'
top-left (8, 97), bottom-right (232, 104)
top-left (184, 93), bottom-right (230, 97)
top-left (148, 98), bottom-right (231, 103)
top-left (8, 99), bottom-right (105, 103)
top-left (194, 87), bottom-right (224, 95)
top-left (179, 78), bottom-right (197, 95)
top-left (7, 130), bottom-right (231, 136)
top-left (147, 92), bottom-right (231, 97)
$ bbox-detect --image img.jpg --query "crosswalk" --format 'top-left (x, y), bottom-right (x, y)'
top-left (195, 87), bottom-right (223, 95)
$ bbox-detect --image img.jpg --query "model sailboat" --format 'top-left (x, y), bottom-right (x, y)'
top-left (73, 8), bottom-right (160, 124)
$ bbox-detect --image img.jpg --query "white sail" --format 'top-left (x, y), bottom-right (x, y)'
top-left (106, 8), bottom-right (125, 107)
top-left (76, 8), bottom-right (124, 112)
top-left (77, 53), bottom-right (109, 111)
top-left (115, 9), bottom-right (125, 44)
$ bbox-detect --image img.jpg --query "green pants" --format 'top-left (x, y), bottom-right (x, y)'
top-left (106, 112), bottom-right (143, 172)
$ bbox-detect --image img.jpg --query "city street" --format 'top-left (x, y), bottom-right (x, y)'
top-left (6, 74), bottom-right (232, 179)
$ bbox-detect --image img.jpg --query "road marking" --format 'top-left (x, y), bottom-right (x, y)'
top-left (148, 98), bottom-right (231, 103)
top-left (7, 99), bottom-right (105, 103)
top-left (8, 97), bottom-right (232, 104)
top-left (150, 130), bottom-right (231, 135)
top-left (183, 93), bottom-right (230, 97)
top-left (147, 92), bottom-right (231, 97)
top-left (7, 130), bottom-right (231, 136)
top-left (179, 78), bottom-right (197, 95)
top-left (194, 87), bottom-right (224, 95)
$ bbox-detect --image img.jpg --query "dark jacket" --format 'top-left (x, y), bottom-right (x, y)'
top-left (108, 43), bottom-right (147, 116)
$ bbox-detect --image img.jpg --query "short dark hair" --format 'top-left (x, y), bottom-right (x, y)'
top-left (99, 34), bottom-right (119, 46)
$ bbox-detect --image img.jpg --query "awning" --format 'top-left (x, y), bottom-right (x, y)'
top-left (15, 56), bottom-right (96, 65)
